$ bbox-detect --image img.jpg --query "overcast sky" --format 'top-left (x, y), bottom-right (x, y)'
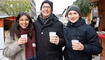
top-left (34, 0), bottom-right (76, 14)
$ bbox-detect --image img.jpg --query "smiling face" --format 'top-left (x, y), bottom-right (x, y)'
top-left (41, 3), bottom-right (52, 18)
top-left (18, 15), bottom-right (29, 29)
top-left (68, 10), bottom-right (80, 23)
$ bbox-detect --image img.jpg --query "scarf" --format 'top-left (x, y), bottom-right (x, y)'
top-left (19, 25), bottom-right (37, 60)
top-left (38, 13), bottom-right (54, 24)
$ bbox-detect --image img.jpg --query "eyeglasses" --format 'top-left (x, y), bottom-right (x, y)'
top-left (42, 6), bottom-right (51, 9)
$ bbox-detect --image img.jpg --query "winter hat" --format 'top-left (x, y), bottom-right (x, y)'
top-left (40, 0), bottom-right (53, 11)
top-left (66, 5), bottom-right (81, 17)
top-left (92, 16), bottom-right (97, 20)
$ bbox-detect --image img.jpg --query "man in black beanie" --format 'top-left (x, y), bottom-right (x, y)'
top-left (34, 0), bottom-right (65, 60)
top-left (39, 0), bottom-right (53, 19)
top-left (89, 16), bottom-right (98, 31)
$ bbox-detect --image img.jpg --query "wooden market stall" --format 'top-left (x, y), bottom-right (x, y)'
top-left (91, 0), bottom-right (105, 60)
top-left (97, 0), bottom-right (105, 60)
top-left (0, 16), bottom-right (16, 48)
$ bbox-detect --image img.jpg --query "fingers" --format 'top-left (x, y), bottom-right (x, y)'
top-left (72, 42), bottom-right (84, 51)
top-left (50, 35), bottom-right (59, 45)
top-left (17, 38), bottom-right (27, 45)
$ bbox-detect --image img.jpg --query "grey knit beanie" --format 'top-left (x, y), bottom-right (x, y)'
top-left (40, 0), bottom-right (53, 11)
top-left (66, 5), bottom-right (81, 16)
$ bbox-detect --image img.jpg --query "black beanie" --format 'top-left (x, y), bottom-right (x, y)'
top-left (40, 0), bottom-right (53, 11)
top-left (92, 16), bottom-right (97, 19)
top-left (66, 5), bottom-right (81, 17)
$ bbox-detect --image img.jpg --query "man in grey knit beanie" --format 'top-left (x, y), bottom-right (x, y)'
top-left (66, 5), bottom-right (81, 17)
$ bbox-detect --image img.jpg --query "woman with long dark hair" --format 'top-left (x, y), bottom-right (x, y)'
top-left (3, 12), bottom-right (37, 60)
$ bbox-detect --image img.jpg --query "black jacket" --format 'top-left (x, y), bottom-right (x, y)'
top-left (89, 21), bottom-right (98, 31)
top-left (34, 14), bottom-right (65, 60)
top-left (64, 18), bottom-right (103, 60)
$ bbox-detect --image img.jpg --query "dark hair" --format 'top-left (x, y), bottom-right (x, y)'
top-left (92, 16), bottom-right (97, 20)
top-left (10, 12), bottom-right (32, 40)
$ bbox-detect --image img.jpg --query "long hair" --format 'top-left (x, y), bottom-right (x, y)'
top-left (10, 12), bottom-right (33, 40)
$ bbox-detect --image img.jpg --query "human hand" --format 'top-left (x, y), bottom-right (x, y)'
top-left (17, 38), bottom-right (27, 45)
top-left (50, 35), bottom-right (59, 45)
top-left (72, 42), bottom-right (84, 51)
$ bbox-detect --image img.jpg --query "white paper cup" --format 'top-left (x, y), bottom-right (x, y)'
top-left (49, 32), bottom-right (56, 41)
top-left (21, 34), bottom-right (27, 42)
top-left (49, 32), bottom-right (56, 37)
top-left (71, 39), bottom-right (79, 45)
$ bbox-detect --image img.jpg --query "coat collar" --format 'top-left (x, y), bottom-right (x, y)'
top-left (67, 17), bottom-right (86, 27)
top-left (37, 13), bottom-right (58, 27)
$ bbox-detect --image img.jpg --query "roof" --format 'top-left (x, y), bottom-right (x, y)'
top-left (0, 16), bottom-right (16, 21)
top-left (0, 16), bottom-right (9, 19)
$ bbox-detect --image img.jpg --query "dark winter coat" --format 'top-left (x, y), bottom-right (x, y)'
top-left (64, 18), bottom-right (103, 60)
top-left (89, 21), bottom-right (98, 31)
top-left (34, 14), bottom-right (65, 60)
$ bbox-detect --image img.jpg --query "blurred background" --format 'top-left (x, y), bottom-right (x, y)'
top-left (0, 0), bottom-right (105, 60)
